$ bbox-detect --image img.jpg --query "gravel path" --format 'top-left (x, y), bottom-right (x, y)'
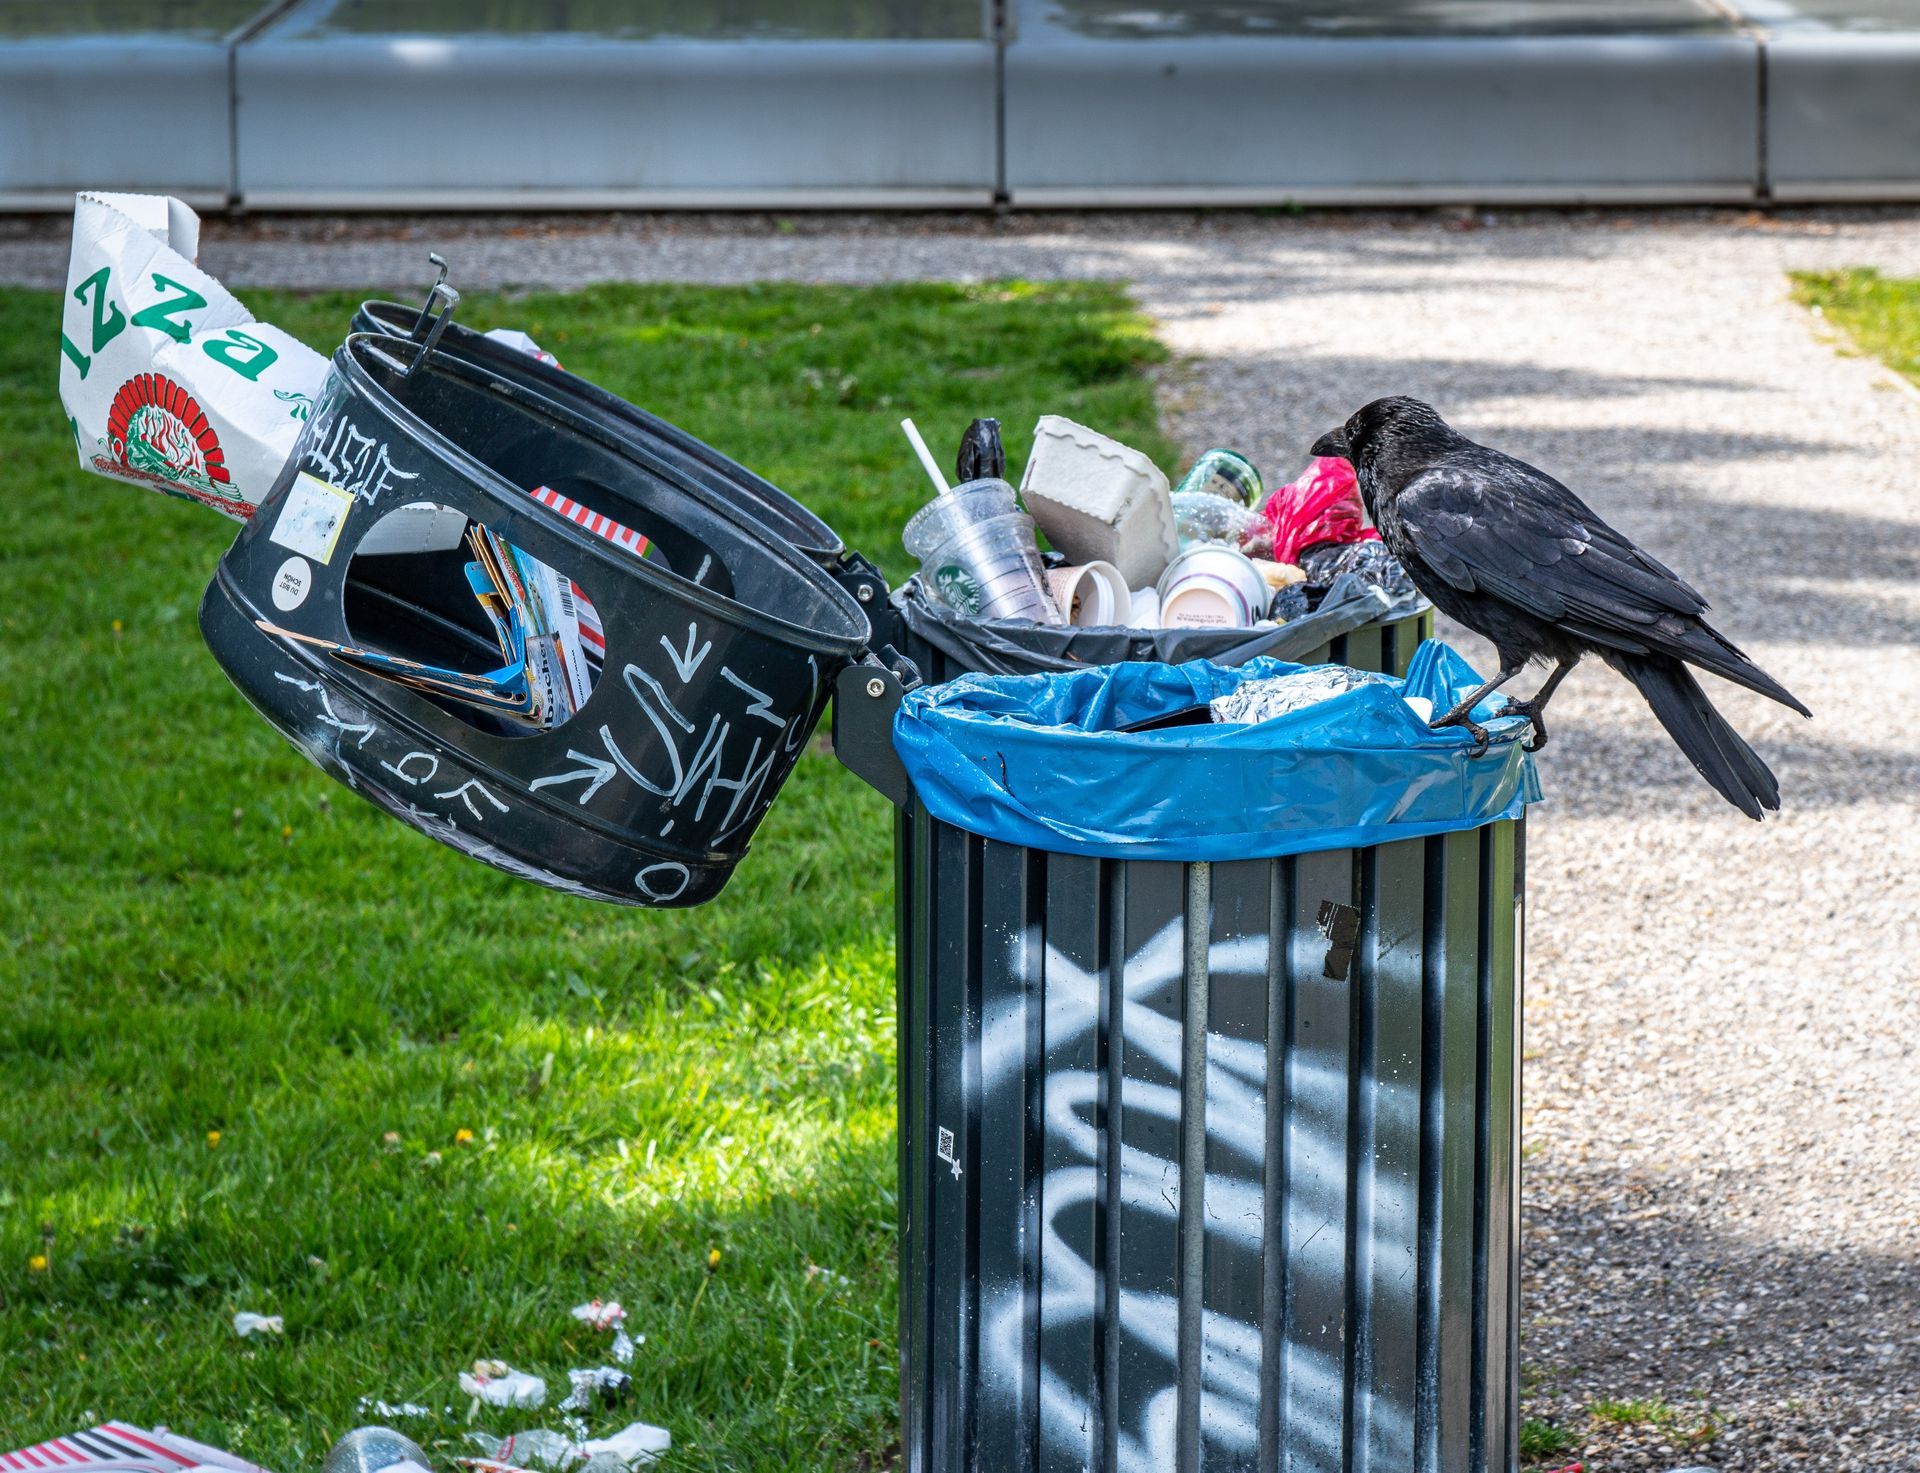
top-left (9, 207), bottom-right (1918, 1470)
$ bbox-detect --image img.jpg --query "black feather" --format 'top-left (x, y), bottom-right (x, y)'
top-left (1329, 396), bottom-right (1807, 818)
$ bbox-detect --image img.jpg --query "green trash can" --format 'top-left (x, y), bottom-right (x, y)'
top-left (835, 602), bottom-right (1527, 1473)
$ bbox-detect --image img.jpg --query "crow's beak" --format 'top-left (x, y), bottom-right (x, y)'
top-left (1310, 428), bottom-right (1350, 460)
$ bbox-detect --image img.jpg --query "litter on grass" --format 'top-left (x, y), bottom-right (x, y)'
top-left (558, 1367), bottom-right (631, 1412)
top-left (322, 1428), bottom-right (431, 1473)
top-left (459, 1361), bottom-right (547, 1409)
top-left (232, 1310), bottom-right (284, 1337)
top-left (569, 1300), bottom-right (626, 1332)
top-left (354, 1399), bottom-right (437, 1421)
top-left (570, 1299), bottom-right (639, 1364)
top-left (465, 1422), bottom-right (670, 1471)
top-left (4, 1425), bottom-right (274, 1473)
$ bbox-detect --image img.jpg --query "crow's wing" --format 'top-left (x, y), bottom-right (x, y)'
top-left (1393, 454), bottom-right (1809, 717)
top-left (1396, 455), bottom-right (1708, 658)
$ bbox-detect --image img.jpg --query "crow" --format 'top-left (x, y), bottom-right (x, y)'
top-left (1310, 397), bottom-right (1808, 819)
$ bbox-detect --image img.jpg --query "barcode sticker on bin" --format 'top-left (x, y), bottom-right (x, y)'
top-left (529, 486), bottom-right (650, 559)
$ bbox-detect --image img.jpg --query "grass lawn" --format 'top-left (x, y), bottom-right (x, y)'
top-left (0, 280), bottom-right (1174, 1469)
top-left (1792, 267), bottom-right (1920, 387)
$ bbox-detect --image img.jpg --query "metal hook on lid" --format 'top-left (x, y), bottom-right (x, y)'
top-left (403, 254), bottom-right (458, 377)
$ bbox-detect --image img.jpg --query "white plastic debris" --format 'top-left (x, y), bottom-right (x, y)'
top-left (458, 1360), bottom-right (547, 1408)
top-left (1019, 415), bottom-right (1179, 589)
top-left (558, 1366), bottom-right (631, 1412)
top-left (571, 1299), bottom-right (640, 1363)
top-left (232, 1311), bottom-right (284, 1337)
top-left (483, 328), bottom-right (560, 367)
top-left (570, 1299), bottom-right (625, 1332)
top-left (1208, 666), bottom-right (1387, 725)
top-left (467, 1422), bottom-right (668, 1471)
top-left (467, 1431), bottom-right (574, 1470)
top-left (354, 1399), bottom-right (435, 1421)
top-left (582, 1423), bottom-right (670, 1468)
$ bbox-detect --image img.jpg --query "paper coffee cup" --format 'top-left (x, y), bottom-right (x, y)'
top-left (1046, 561), bottom-right (1131, 627)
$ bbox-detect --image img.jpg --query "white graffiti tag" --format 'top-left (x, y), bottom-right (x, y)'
top-left (308, 415), bottom-right (420, 505)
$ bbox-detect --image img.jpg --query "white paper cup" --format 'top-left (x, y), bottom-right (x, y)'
top-left (1046, 561), bottom-right (1131, 627)
top-left (1156, 545), bottom-right (1269, 628)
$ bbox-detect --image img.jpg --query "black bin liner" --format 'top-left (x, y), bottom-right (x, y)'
top-left (890, 571), bottom-right (1427, 680)
top-left (200, 330), bottom-right (871, 908)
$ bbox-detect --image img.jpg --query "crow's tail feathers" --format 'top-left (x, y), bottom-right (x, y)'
top-left (1612, 653), bottom-right (1781, 821)
top-left (1673, 627), bottom-right (1812, 719)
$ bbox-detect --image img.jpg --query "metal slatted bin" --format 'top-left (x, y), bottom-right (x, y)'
top-left (861, 612), bottom-right (1525, 1473)
top-left (893, 820), bottom-right (1524, 1473)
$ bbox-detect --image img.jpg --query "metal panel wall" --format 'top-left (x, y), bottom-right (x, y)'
top-left (234, 28), bottom-right (997, 208)
top-left (0, 40), bottom-right (236, 208)
top-left (1004, 32), bottom-right (1763, 205)
top-left (1766, 31), bottom-right (1920, 201)
top-left (897, 814), bottom-right (1525, 1473)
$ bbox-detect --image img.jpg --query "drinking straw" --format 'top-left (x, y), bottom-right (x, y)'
top-left (900, 418), bottom-right (951, 498)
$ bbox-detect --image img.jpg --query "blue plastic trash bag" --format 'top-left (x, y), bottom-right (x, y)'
top-left (892, 640), bottom-right (1542, 861)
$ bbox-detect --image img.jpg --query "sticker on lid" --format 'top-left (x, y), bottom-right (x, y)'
top-left (270, 471), bottom-right (355, 564)
top-left (270, 556), bottom-right (313, 611)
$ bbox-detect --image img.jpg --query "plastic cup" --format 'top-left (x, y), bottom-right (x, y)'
top-left (903, 478), bottom-right (1063, 624)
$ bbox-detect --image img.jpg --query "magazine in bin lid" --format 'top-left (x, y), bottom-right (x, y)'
top-left (351, 295), bottom-right (860, 589)
top-left (200, 310), bottom-right (871, 909)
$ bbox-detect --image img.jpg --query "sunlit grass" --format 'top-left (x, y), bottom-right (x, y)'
top-left (0, 280), bottom-right (1173, 1468)
top-left (1792, 267), bottom-right (1920, 387)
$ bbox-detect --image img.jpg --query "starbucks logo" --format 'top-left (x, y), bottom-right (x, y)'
top-left (94, 372), bottom-right (246, 516)
top-left (934, 563), bottom-right (982, 615)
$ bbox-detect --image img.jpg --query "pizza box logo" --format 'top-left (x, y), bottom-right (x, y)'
top-left (93, 371), bottom-right (251, 518)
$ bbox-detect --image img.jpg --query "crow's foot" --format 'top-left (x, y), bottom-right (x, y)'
top-left (1428, 708), bottom-right (1492, 758)
top-left (1504, 699), bottom-right (1548, 752)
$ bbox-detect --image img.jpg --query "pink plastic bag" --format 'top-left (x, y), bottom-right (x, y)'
top-left (1258, 456), bottom-right (1381, 566)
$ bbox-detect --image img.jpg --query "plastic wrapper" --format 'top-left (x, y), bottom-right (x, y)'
top-left (1208, 665), bottom-right (1387, 724)
top-left (559, 1367), bottom-right (632, 1412)
top-left (954, 417), bottom-right (1005, 482)
top-left (1170, 490), bottom-right (1262, 550)
top-left (1300, 539), bottom-right (1419, 604)
top-left (459, 1361), bottom-right (547, 1408)
top-left (1259, 455), bottom-right (1382, 565)
top-left (467, 1423), bottom-right (669, 1471)
top-left (892, 640), bottom-right (1539, 862)
top-left (571, 1298), bottom-right (639, 1363)
top-left (570, 1299), bottom-right (626, 1332)
top-left (232, 1311), bottom-right (283, 1337)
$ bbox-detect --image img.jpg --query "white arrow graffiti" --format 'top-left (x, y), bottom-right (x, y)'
top-left (659, 623), bottom-right (712, 683)
top-left (529, 748), bottom-right (619, 804)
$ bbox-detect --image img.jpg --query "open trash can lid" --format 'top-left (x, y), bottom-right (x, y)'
top-left (201, 328), bottom-right (872, 908)
top-left (892, 640), bottom-right (1540, 861)
top-left (353, 298), bottom-right (852, 576)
